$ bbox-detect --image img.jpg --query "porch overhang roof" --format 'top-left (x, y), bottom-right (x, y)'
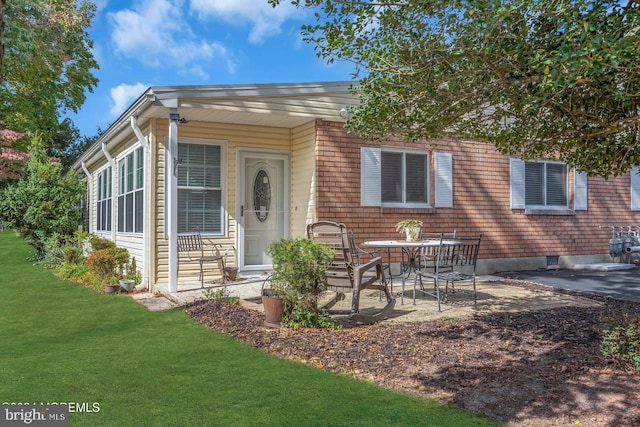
top-left (73, 80), bottom-right (358, 170)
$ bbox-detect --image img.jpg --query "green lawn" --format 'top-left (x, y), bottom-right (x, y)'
top-left (0, 231), bottom-right (502, 426)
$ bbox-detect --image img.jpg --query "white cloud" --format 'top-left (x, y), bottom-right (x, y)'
top-left (92, 0), bottom-right (109, 12)
top-left (189, 0), bottom-right (302, 44)
top-left (109, 82), bottom-right (149, 119)
top-left (107, 0), bottom-right (235, 77)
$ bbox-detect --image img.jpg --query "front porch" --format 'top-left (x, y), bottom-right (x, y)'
top-left (155, 272), bottom-right (271, 308)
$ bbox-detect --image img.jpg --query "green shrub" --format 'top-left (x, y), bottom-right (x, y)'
top-left (600, 309), bottom-right (640, 372)
top-left (283, 308), bottom-right (340, 329)
top-left (267, 237), bottom-right (335, 327)
top-left (85, 247), bottom-right (130, 283)
top-left (204, 286), bottom-right (239, 304)
top-left (40, 232), bottom-right (65, 268)
top-left (0, 134), bottom-right (84, 256)
top-left (55, 261), bottom-right (96, 288)
top-left (63, 245), bottom-right (83, 264)
top-left (90, 236), bottom-right (116, 251)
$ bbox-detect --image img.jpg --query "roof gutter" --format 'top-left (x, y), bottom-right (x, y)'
top-left (130, 116), bottom-right (149, 151)
top-left (72, 88), bottom-right (154, 171)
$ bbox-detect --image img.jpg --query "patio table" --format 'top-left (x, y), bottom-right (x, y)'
top-left (361, 239), bottom-right (461, 305)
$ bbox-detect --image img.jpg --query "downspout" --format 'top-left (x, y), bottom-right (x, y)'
top-left (167, 109), bottom-right (179, 293)
top-left (80, 162), bottom-right (92, 233)
top-left (131, 117), bottom-right (150, 291)
top-left (101, 142), bottom-right (116, 243)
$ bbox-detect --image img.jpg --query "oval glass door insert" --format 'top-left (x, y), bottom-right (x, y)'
top-left (253, 169), bottom-right (271, 222)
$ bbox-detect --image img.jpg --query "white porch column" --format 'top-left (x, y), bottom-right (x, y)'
top-left (167, 109), bottom-right (179, 293)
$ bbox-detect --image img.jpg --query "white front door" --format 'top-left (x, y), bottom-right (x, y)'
top-left (238, 151), bottom-right (288, 271)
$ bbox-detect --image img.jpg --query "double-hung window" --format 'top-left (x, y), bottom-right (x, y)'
top-left (361, 147), bottom-right (452, 207)
top-left (510, 159), bottom-right (569, 209)
top-left (96, 167), bottom-right (112, 232)
top-left (381, 150), bottom-right (429, 205)
top-left (177, 142), bottom-right (223, 235)
top-left (118, 147), bottom-right (144, 233)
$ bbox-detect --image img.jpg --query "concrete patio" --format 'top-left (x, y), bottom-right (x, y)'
top-left (131, 273), bottom-right (603, 323)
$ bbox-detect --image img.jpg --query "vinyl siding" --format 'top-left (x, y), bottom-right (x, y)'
top-left (154, 120), bottom-right (295, 287)
top-left (290, 121), bottom-right (316, 237)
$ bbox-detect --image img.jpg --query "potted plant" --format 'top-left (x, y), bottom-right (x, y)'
top-left (119, 257), bottom-right (140, 293)
top-left (104, 278), bottom-right (120, 294)
top-left (395, 219), bottom-right (423, 242)
top-left (223, 266), bottom-right (238, 282)
top-left (264, 237), bottom-right (335, 328)
top-left (221, 245), bottom-right (239, 282)
top-left (261, 278), bottom-right (284, 328)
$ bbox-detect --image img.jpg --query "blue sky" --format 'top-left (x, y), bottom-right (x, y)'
top-left (67, 0), bottom-right (355, 136)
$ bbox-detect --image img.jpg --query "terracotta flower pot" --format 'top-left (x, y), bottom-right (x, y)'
top-left (223, 267), bottom-right (238, 282)
top-left (104, 283), bottom-right (119, 294)
top-left (262, 289), bottom-right (284, 328)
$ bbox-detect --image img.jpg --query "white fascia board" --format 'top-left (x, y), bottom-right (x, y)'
top-left (150, 81), bottom-right (356, 100)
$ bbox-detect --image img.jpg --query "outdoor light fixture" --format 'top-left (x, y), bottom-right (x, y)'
top-left (169, 112), bottom-right (188, 124)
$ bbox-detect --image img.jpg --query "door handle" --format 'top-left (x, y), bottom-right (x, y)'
top-left (241, 205), bottom-right (244, 217)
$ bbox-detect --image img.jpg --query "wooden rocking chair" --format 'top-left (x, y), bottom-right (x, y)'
top-left (306, 221), bottom-right (396, 325)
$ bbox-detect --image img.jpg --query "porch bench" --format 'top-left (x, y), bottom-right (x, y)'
top-left (177, 232), bottom-right (226, 287)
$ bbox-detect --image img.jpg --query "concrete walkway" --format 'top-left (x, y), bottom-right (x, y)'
top-left (131, 274), bottom-right (268, 312)
top-left (498, 265), bottom-right (640, 303)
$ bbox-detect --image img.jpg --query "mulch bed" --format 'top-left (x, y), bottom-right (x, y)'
top-left (184, 280), bottom-right (640, 427)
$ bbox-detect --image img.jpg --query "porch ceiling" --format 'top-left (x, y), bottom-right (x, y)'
top-left (141, 83), bottom-right (358, 128)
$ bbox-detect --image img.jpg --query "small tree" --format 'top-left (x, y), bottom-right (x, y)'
top-left (0, 127), bottom-right (27, 186)
top-left (1, 0), bottom-right (98, 133)
top-left (0, 133), bottom-right (85, 256)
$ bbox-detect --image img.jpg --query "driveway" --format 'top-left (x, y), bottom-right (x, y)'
top-left (497, 266), bottom-right (640, 303)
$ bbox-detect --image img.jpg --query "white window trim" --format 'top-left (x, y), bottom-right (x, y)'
top-left (510, 158), bottom-right (571, 211)
top-left (174, 138), bottom-right (228, 237)
top-left (117, 145), bottom-right (144, 234)
top-left (96, 166), bottom-right (112, 232)
top-left (361, 146), bottom-right (448, 208)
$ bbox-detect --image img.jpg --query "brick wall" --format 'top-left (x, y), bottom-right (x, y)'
top-left (314, 120), bottom-right (640, 268)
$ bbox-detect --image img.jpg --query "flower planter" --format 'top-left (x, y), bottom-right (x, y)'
top-left (262, 289), bottom-right (284, 328)
top-left (119, 279), bottom-right (135, 292)
top-left (104, 283), bottom-right (119, 294)
top-left (396, 220), bottom-right (423, 242)
top-left (406, 228), bottom-right (421, 242)
top-left (223, 267), bottom-right (239, 282)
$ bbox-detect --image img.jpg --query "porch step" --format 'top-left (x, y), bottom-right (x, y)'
top-left (131, 293), bottom-right (179, 311)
